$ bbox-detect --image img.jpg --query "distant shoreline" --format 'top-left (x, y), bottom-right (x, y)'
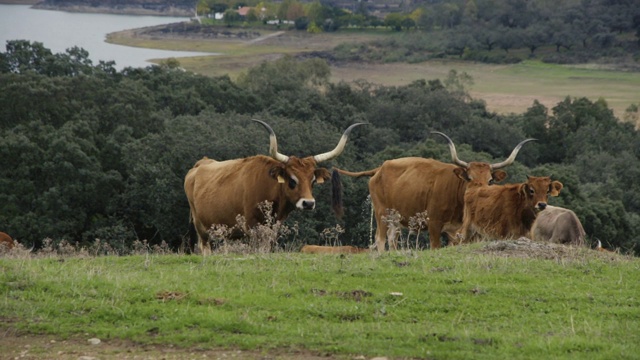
top-left (0, 0), bottom-right (40, 4)
top-left (0, 1), bottom-right (192, 16)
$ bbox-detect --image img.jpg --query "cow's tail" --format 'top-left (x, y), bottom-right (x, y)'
top-left (332, 170), bottom-right (344, 219)
top-left (332, 166), bottom-right (380, 178)
top-left (331, 167), bottom-right (379, 219)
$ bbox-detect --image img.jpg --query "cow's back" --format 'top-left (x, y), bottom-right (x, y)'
top-left (531, 206), bottom-right (585, 246)
top-left (463, 183), bottom-right (532, 240)
top-left (369, 158), bottom-right (464, 226)
top-left (186, 156), bottom-right (276, 229)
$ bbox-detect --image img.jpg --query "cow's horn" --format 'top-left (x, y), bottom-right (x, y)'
top-left (431, 131), bottom-right (469, 168)
top-left (490, 138), bottom-right (537, 170)
top-left (252, 119), bottom-right (289, 163)
top-left (313, 123), bottom-right (367, 163)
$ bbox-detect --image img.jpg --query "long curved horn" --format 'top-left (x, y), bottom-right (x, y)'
top-left (431, 131), bottom-right (468, 168)
top-left (252, 119), bottom-right (289, 163)
top-left (313, 123), bottom-right (367, 163)
top-left (490, 138), bottom-right (537, 170)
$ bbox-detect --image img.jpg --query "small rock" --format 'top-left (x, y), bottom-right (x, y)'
top-left (87, 338), bottom-right (101, 345)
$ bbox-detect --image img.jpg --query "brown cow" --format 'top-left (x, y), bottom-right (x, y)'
top-left (185, 119), bottom-right (365, 255)
top-left (457, 176), bottom-right (563, 242)
top-left (0, 231), bottom-right (14, 251)
top-left (333, 132), bottom-right (535, 251)
top-left (530, 205), bottom-right (586, 246)
top-left (300, 245), bottom-right (370, 254)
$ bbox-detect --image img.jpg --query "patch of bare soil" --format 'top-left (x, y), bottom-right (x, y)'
top-left (0, 330), bottom-right (350, 360)
top-left (477, 238), bottom-right (623, 261)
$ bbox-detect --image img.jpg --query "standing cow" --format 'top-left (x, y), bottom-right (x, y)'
top-left (184, 119), bottom-right (365, 255)
top-left (457, 176), bottom-right (563, 242)
top-left (530, 205), bottom-right (586, 246)
top-left (333, 132), bottom-right (535, 251)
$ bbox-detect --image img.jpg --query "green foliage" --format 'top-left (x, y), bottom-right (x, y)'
top-left (1, 249), bottom-right (639, 358)
top-left (1, 42), bottom-right (640, 255)
top-left (326, 0), bottom-right (639, 66)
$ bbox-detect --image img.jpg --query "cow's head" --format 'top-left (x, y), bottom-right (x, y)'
top-left (520, 176), bottom-right (563, 212)
top-left (254, 119), bottom-right (365, 211)
top-left (432, 131), bottom-right (536, 186)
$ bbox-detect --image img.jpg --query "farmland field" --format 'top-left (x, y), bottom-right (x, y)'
top-left (107, 27), bottom-right (640, 119)
top-left (2, 241), bottom-right (639, 359)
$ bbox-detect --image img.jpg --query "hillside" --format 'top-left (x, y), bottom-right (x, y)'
top-left (33, 0), bottom-right (196, 16)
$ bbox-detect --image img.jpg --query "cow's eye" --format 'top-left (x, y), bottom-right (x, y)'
top-left (288, 178), bottom-right (297, 189)
top-left (529, 188), bottom-right (535, 195)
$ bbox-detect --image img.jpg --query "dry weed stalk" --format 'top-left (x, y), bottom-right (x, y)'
top-left (321, 224), bottom-right (345, 246)
top-left (207, 201), bottom-right (296, 254)
top-left (381, 209), bottom-right (403, 250)
top-left (408, 211), bottom-right (429, 251)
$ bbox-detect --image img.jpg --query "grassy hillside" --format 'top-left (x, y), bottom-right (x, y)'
top-left (2, 241), bottom-right (638, 359)
top-left (107, 28), bottom-right (640, 120)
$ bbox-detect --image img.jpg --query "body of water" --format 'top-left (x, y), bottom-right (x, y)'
top-left (0, 4), bottom-right (214, 69)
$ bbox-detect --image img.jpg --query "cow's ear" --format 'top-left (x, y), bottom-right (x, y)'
top-left (549, 181), bottom-right (563, 196)
top-left (492, 170), bottom-right (507, 183)
top-left (519, 183), bottom-right (530, 197)
top-left (269, 165), bottom-right (286, 182)
top-left (314, 168), bottom-right (331, 184)
top-left (453, 168), bottom-right (470, 181)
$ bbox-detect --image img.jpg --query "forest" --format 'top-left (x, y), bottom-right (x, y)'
top-left (1, 40), bottom-right (639, 255)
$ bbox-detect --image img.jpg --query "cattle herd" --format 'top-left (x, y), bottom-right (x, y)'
top-left (0, 122), bottom-right (612, 255)
top-left (180, 120), bottom-right (610, 255)
top-left (0, 122), bottom-right (610, 255)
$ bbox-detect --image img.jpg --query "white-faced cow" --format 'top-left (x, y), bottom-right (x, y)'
top-left (184, 119), bottom-right (365, 255)
top-left (333, 132), bottom-right (535, 252)
top-left (457, 176), bottom-right (563, 242)
top-left (530, 205), bottom-right (586, 246)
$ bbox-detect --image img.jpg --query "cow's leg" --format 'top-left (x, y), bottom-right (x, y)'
top-left (428, 222), bottom-right (443, 249)
top-left (374, 213), bottom-right (387, 253)
top-left (456, 207), bottom-right (474, 243)
top-left (194, 220), bottom-right (212, 256)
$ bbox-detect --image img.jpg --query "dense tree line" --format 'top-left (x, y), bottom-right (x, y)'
top-left (189, 0), bottom-right (640, 67)
top-left (1, 40), bottom-right (639, 254)
top-left (333, 0), bottom-right (640, 65)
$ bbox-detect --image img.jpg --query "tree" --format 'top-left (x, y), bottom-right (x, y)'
top-left (385, 13), bottom-right (405, 31)
top-left (520, 24), bottom-right (550, 56)
top-left (497, 27), bottom-right (521, 53)
top-left (223, 8), bottom-right (241, 25)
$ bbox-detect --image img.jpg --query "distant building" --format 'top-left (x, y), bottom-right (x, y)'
top-left (237, 6), bottom-right (252, 17)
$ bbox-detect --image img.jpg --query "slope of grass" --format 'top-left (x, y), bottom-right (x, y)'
top-left (2, 242), bottom-right (639, 359)
top-left (106, 27), bottom-right (640, 119)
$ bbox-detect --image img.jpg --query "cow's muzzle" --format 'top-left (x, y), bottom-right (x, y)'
top-left (536, 202), bottom-right (547, 211)
top-left (298, 199), bottom-right (316, 210)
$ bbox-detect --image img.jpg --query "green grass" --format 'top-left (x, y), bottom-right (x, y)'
top-left (106, 27), bottom-right (640, 118)
top-left (2, 244), bottom-right (639, 359)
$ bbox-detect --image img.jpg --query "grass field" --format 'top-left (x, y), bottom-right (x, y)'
top-left (106, 27), bottom-right (640, 120)
top-left (2, 241), bottom-right (639, 359)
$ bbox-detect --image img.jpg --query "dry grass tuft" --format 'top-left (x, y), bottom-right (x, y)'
top-left (208, 201), bottom-right (297, 254)
top-left (320, 224), bottom-right (345, 246)
top-left (477, 237), bottom-right (629, 262)
top-left (0, 238), bottom-right (173, 259)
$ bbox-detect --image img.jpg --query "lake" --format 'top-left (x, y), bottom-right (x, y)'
top-left (0, 4), bottom-right (214, 69)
